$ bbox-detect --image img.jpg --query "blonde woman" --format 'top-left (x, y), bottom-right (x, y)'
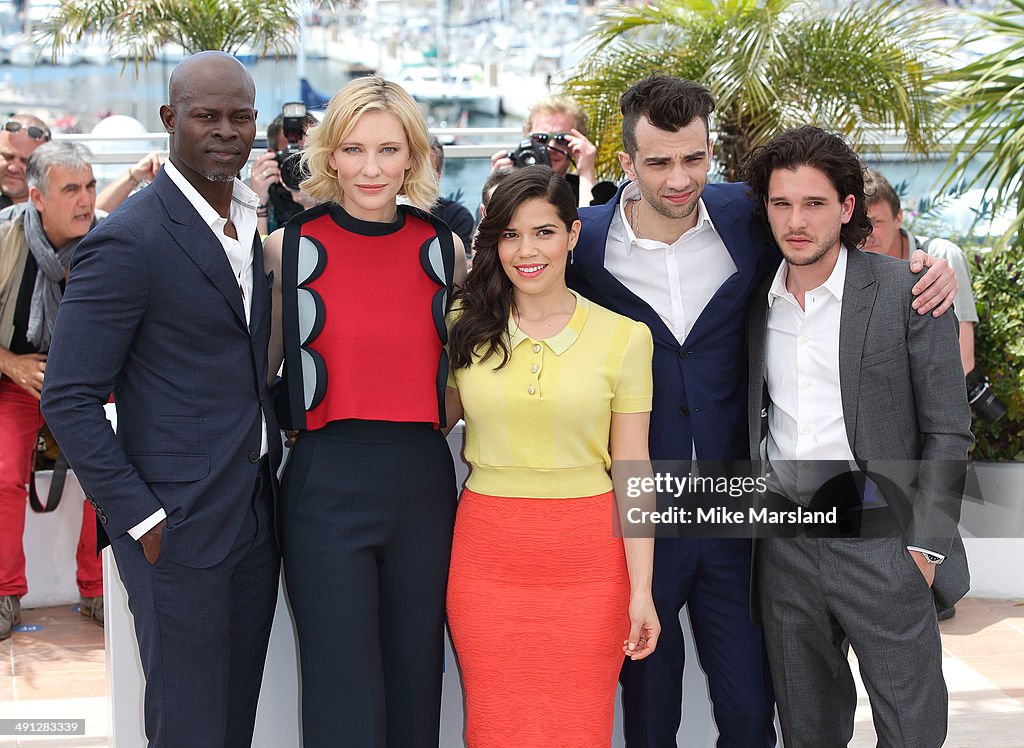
top-left (264, 76), bottom-right (466, 747)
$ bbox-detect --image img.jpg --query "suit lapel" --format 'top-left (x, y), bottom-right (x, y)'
top-left (153, 171), bottom-right (247, 327)
top-left (682, 185), bottom-right (770, 348)
top-left (839, 248), bottom-right (878, 451)
top-left (249, 233), bottom-right (267, 336)
top-left (747, 276), bottom-right (772, 461)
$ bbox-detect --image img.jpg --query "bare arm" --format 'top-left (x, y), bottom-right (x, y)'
top-left (959, 321), bottom-right (975, 376)
top-left (610, 409), bottom-right (660, 660)
top-left (441, 385), bottom-right (463, 437)
top-left (96, 152), bottom-right (162, 213)
top-left (567, 128), bottom-right (597, 208)
top-left (452, 233), bottom-right (468, 288)
top-left (264, 228), bottom-right (285, 384)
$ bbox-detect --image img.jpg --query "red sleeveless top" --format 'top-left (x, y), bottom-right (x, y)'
top-left (299, 205), bottom-right (444, 429)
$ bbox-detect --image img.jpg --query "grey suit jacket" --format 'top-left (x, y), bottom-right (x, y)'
top-left (746, 247), bottom-right (973, 610)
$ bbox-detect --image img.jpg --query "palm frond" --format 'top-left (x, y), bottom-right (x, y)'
top-left (36, 0), bottom-right (298, 68)
top-left (565, 0), bottom-right (949, 181)
top-left (941, 0), bottom-right (1024, 249)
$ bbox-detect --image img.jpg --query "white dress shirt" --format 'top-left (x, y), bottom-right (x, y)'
top-left (604, 182), bottom-right (737, 345)
top-left (128, 162), bottom-right (267, 541)
top-left (765, 247), bottom-right (857, 504)
top-left (764, 247), bottom-right (940, 558)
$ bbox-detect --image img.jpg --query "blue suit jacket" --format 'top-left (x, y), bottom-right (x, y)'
top-left (568, 181), bottom-right (779, 462)
top-left (41, 170), bottom-right (280, 568)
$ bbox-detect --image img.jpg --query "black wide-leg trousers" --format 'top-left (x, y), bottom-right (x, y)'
top-left (281, 420), bottom-right (457, 748)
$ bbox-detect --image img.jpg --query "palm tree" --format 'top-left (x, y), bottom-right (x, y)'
top-left (37, 0), bottom-right (300, 65)
top-left (562, 0), bottom-right (951, 182)
top-left (942, 0), bottom-right (1024, 251)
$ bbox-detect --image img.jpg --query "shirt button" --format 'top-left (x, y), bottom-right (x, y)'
top-left (530, 364), bottom-right (538, 373)
top-left (528, 386), bottom-right (535, 395)
top-left (801, 381), bottom-right (812, 390)
top-left (799, 336), bottom-right (810, 344)
top-left (801, 427), bottom-right (811, 435)
top-left (533, 344), bottom-right (541, 353)
top-left (249, 450), bottom-right (260, 463)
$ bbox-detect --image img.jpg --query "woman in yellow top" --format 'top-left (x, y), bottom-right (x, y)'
top-left (445, 165), bottom-right (660, 746)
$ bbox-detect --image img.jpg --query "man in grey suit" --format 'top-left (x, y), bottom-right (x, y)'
top-left (741, 126), bottom-right (972, 748)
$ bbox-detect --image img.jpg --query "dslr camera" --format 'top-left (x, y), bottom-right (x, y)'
top-left (507, 139), bottom-right (551, 168)
top-left (275, 102), bottom-right (307, 190)
top-left (966, 369), bottom-right (1008, 423)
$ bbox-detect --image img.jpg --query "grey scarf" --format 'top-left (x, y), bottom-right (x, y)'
top-left (23, 201), bottom-right (83, 352)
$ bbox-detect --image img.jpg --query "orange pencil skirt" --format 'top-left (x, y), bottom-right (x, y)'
top-left (446, 488), bottom-right (630, 747)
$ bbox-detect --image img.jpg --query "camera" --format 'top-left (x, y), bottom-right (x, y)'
top-left (966, 368), bottom-right (1008, 423)
top-left (275, 102), bottom-right (307, 190)
top-left (507, 139), bottom-right (551, 168)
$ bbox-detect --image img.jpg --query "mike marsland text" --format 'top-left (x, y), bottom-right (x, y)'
top-left (625, 506), bottom-right (840, 526)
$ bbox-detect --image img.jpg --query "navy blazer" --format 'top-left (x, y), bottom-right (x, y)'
top-left (41, 169), bottom-right (280, 568)
top-left (568, 181), bottom-right (779, 462)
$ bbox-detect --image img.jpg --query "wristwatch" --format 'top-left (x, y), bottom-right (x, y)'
top-left (921, 551), bottom-right (944, 564)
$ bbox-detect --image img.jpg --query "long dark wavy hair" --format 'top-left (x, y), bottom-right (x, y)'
top-left (449, 165), bottom-right (578, 370)
top-left (742, 125), bottom-right (873, 250)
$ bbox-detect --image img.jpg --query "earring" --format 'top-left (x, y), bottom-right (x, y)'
top-left (569, 248), bottom-right (574, 265)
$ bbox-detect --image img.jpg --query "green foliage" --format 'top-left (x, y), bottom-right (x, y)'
top-left (966, 243), bottom-right (1024, 460)
top-left (562, 0), bottom-right (950, 181)
top-left (36, 0), bottom-right (299, 66)
top-left (941, 0), bottom-right (1024, 255)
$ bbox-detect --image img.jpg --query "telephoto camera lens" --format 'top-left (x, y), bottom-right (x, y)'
top-left (966, 369), bottom-right (1008, 423)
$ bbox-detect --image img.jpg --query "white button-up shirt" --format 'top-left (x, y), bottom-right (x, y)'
top-left (604, 182), bottom-right (737, 345)
top-left (765, 247), bottom-right (857, 503)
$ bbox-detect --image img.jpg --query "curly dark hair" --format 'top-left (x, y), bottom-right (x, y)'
top-left (620, 74), bottom-right (716, 156)
top-left (449, 166), bottom-right (578, 370)
top-left (742, 125), bottom-right (872, 250)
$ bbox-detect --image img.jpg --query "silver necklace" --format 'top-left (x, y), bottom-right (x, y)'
top-left (630, 199), bottom-right (643, 240)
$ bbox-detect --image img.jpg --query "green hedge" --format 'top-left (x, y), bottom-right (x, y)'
top-left (968, 243), bottom-right (1024, 460)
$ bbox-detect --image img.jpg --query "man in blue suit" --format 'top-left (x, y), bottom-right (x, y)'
top-left (41, 52), bottom-right (280, 748)
top-left (566, 74), bottom-right (958, 747)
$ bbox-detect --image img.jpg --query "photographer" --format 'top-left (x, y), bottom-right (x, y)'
top-left (490, 95), bottom-right (615, 208)
top-left (250, 107), bottom-right (319, 234)
top-left (863, 169), bottom-right (978, 376)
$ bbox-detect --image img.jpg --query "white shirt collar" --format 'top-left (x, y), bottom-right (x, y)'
top-left (163, 160), bottom-right (259, 228)
top-left (617, 181), bottom-right (716, 255)
top-left (768, 245), bottom-right (849, 307)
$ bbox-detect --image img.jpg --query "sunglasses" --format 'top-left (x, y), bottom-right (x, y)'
top-left (3, 121), bottom-right (51, 142)
top-left (529, 131), bottom-right (571, 147)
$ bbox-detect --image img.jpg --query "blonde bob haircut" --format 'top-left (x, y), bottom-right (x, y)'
top-left (300, 76), bottom-right (438, 211)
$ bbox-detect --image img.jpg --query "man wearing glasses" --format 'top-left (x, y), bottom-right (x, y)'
top-left (0, 116), bottom-right (52, 210)
top-left (1, 115), bottom-right (160, 214)
top-left (490, 94), bottom-right (615, 208)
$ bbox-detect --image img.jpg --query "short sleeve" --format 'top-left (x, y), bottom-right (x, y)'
top-left (611, 321), bottom-right (654, 413)
top-left (945, 244), bottom-right (979, 323)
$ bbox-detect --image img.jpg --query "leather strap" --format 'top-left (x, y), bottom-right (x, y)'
top-left (29, 451), bottom-right (69, 513)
